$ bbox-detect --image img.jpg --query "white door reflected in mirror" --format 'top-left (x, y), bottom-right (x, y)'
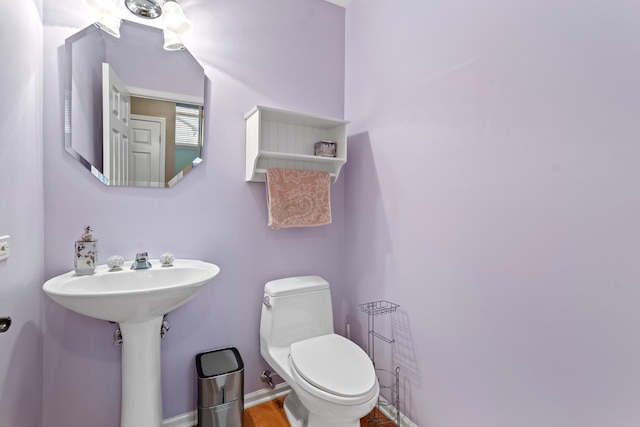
top-left (130, 115), bottom-right (166, 187)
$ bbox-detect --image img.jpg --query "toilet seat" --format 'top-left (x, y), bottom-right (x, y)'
top-left (289, 334), bottom-right (377, 404)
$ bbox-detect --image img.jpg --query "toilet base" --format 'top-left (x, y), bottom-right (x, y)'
top-left (283, 391), bottom-right (363, 427)
top-left (283, 391), bottom-right (308, 427)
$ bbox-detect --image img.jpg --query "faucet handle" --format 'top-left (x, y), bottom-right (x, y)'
top-left (160, 253), bottom-right (174, 267)
top-left (107, 255), bottom-right (124, 271)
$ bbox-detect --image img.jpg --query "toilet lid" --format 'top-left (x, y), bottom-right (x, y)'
top-left (290, 334), bottom-right (376, 398)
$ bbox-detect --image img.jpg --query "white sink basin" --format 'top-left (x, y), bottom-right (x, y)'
top-left (43, 258), bottom-right (220, 323)
top-left (43, 258), bottom-right (220, 427)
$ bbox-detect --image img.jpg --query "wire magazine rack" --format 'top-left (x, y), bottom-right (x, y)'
top-left (359, 300), bottom-right (401, 426)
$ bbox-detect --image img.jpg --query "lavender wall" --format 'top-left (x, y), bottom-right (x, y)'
top-left (42, 0), bottom-right (346, 424)
top-left (0, 1), bottom-right (44, 427)
top-left (345, 1), bottom-right (640, 426)
top-left (105, 22), bottom-right (205, 97)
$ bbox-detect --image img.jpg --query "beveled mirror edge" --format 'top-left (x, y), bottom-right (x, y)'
top-left (63, 20), bottom-right (207, 188)
top-left (64, 24), bottom-right (99, 172)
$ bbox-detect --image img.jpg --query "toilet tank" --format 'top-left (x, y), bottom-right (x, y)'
top-left (260, 276), bottom-right (334, 348)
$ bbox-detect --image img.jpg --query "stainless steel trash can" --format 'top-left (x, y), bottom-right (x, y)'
top-left (196, 347), bottom-right (244, 427)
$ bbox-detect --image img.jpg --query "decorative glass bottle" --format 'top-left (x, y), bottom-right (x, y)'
top-left (74, 226), bottom-right (97, 275)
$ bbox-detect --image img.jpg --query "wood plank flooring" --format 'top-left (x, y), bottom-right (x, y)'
top-left (242, 396), bottom-right (389, 427)
top-left (243, 397), bottom-right (289, 427)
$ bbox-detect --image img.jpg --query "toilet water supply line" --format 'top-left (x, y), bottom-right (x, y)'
top-left (260, 370), bottom-right (280, 389)
top-left (112, 315), bottom-right (171, 346)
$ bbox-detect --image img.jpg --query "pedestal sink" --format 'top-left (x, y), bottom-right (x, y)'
top-left (43, 259), bottom-right (220, 427)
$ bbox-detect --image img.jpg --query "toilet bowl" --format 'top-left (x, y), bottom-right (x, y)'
top-left (259, 276), bottom-right (379, 427)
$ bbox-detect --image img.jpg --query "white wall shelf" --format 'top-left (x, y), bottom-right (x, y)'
top-left (244, 105), bottom-right (349, 183)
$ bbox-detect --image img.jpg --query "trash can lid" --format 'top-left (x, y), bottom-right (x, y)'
top-left (196, 347), bottom-right (244, 378)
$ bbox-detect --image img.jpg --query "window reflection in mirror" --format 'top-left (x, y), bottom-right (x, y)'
top-left (174, 103), bottom-right (204, 175)
top-left (64, 20), bottom-right (206, 188)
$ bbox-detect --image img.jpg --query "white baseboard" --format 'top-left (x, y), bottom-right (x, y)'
top-left (162, 383), bottom-right (418, 427)
top-left (163, 410), bottom-right (196, 427)
top-left (377, 396), bottom-right (418, 427)
top-left (244, 382), bottom-right (291, 408)
top-left (162, 383), bottom-right (291, 427)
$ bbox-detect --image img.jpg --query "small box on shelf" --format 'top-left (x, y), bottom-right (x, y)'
top-left (314, 140), bottom-right (337, 157)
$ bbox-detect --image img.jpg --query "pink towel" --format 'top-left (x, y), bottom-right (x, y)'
top-left (265, 168), bottom-right (332, 228)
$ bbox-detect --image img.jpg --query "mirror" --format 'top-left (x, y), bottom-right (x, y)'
top-left (64, 20), bottom-right (206, 187)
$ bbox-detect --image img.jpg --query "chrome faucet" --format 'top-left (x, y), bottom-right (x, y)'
top-left (131, 252), bottom-right (152, 270)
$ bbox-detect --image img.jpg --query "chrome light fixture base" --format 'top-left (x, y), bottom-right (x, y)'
top-left (125, 0), bottom-right (163, 18)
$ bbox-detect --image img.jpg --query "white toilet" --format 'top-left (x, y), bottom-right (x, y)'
top-left (259, 276), bottom-right (379, 427)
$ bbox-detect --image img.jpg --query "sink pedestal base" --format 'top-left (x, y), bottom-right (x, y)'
top-left (120, 317), bottom-right (164, 427)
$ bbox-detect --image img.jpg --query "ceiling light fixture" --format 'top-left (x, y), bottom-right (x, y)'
top-left (124, 0), bottom-right (163, 19)
top-left (163, 28), bottom-right (185, 51)
top-left (86, 0), bottom-right (121, 38)
top-left (86, 0), bottom-right (192, 50)
top-left (162, 0), bottom-right (192, 35)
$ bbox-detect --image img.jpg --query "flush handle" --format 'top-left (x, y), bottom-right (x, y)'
top-left (263, 295), bottom-right (271, 307)
top-left (0, 317), bottom-right (11, 333)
